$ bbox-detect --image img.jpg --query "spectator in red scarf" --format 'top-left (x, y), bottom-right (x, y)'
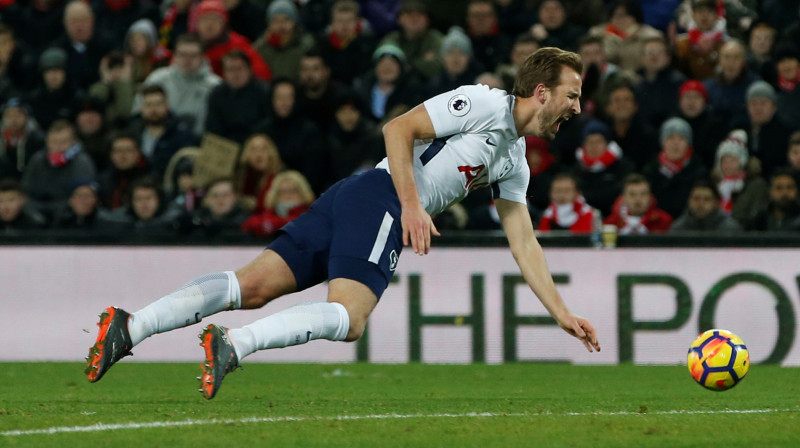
top-left (711, 129), bottom-right (767, 227)
top-left (253, 0), bottom-right (315, 81)
top-left (587, 0), bottom-right (661, 72)
top-left (193, 0), bottom-right (271, 81)
top-left (241, 170), bottom-right (314, 237)
top-left (318, 0), bottom-right (377, 85)
top-left (675, 0), bottom-right (728, 81)
top-left (465, 0), bottom-right (511, 72)
top-left (537, 172), bottom-right (598, 233)
top-left (574, 119), bottom-right (635, 217)
top-left (158, 0), bottom-right (199, 51)
top-left (643, 117), bottom-right (708, 218)
top-left (233, 133), bottom-right (282, 213)
top-left (604, 173), bottom-right (672, 234)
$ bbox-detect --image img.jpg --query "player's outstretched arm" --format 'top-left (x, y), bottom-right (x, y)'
top-left (382, 104), bottom-right (440, 255)
top-left (495, 198), bottom-right (601, 352)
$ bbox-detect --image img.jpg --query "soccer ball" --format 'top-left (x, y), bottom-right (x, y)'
top-left (687, 329), bottom-right (750, 391)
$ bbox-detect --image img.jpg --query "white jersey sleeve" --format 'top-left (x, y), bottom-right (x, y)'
top-left (492, 137), bottom-right (530, 205)
top-left (424, 84), bottom-right (515, 137)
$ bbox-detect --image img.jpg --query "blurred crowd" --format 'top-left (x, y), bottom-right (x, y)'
top-left (1, 0), bottom-right (799, 239)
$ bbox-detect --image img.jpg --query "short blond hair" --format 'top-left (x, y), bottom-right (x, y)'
top-left (264, 170), bottom-right (315, 210)
top-left (512, 47), bottom-right (582, 98)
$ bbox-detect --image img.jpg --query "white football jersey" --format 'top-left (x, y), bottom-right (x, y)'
top-left (376, 84), bottom-right (530, 216)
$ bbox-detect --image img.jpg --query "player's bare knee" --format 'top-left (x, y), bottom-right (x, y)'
top-left (344, 317), bottom-right (366, 342)
top-left (235, 270), bottom-right (275, 309)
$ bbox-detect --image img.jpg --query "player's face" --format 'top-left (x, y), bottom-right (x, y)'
top-left (110, 138), bottom-right (141, 170)
top-left (537, 68), bottom-right (581, 139)
top-left (69, 185), bottom-right (97, 217)
top-left (132, 188), bottom-right (159, 220)
top-left (679, 91), bottom-right (706, 118)
top-left (0, 191), bottom-right (24, 222)
top-left (688, 187), bottom-right (717, 218)
top-left (788, 145), bottom-right (800, 169)
top-left (662, 134), bottom-right (689, 161)
top-left (550, 178), bottom-right (578, 205)
top-left (623, 183), bottom-right (651, 216)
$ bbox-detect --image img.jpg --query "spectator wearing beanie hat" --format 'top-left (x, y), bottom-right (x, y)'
top-left (574, 119), bottom-right (635, 217)
top-left (193, 0), bottom-right (272, 81)
top-left (253, 0), bottom-right (316, 80)
top-left (711, 129), bottom-right (768, 227)
top-left (380, 1), bottom-right (444, 81)
top-left (353, 43), bottom-right (423, 121)
top-left (737, 80), bottom-right (794, 178)
top-left (677, 79), bottom-right (728, 168)
top-left (427, 26), bottom-right (482, 96)
top-left (643, 117), bottom-right (708, 218)
top-left (28, 47), bottom-right (79, 131)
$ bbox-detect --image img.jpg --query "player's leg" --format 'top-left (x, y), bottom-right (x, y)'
top-left (85, 249), bottom-right (296, 383)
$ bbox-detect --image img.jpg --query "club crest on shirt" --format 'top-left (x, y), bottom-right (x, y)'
top-left (447, 94), bottom-right (471, 117)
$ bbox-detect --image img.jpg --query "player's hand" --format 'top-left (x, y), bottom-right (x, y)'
top-left (401, 203), bottom-right (440, 255)
top-left (556, 312), bottom-right (601, 353)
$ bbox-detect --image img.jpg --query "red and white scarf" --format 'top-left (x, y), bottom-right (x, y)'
top-left (778, 71), bottom-right (800, 92)
top-left (658, 147), bottom-right (694, 178)
top-left (544, 195), bottom-right (593, 228)
top-left (616, 204), bottom-right (649, 235)
top-left (718, 172), bottom-right (746, 213)
top-left (576, 141), bottom-right (622, 172)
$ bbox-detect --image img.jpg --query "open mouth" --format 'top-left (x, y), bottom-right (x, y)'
top-left (553, 114), bottom-right (572, 131)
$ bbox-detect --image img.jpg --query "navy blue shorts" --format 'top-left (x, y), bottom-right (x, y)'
top-left (268, 169), bottom-right (403, 299)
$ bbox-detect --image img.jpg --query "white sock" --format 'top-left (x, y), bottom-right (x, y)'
top-left (228, 301), bottom-right (350, 360)
top-left (128, 271), bottom-right (242, 346)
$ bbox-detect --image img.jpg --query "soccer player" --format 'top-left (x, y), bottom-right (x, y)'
top-left (85, 47), bottom-right (601, 399)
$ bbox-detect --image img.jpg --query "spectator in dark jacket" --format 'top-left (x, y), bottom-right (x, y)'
top-left (51, 1), bottom-right (110, 90)
top-left (51, 180), bottom-right (119, 233)
top-left (28, 48), bottom-right (79, 131)
top-left (253, 78), bottom-right (327, 194)
top-left (97, 132), bottom-right (151, 210)
top-left (326, 90), bottom-right (381, 185)
top-left (749, 169), bottom-right (800, 231)
top-left (573, 119), bottom-right (635, 217)
top-left (128, 84), bottom-right (200, 180)
top-left (317, 0), bottom-right (377, 85)
top-left (20, 120), bottom-right (97, 219)
top-left (677, 79), bottom-right (728, 169)
top-left (634, 35), bottom-right (687, 130)
top-left (735, 81), bottom-right (795, 178)
top-left (670, 180), bottom-right (742, 232)
top-left (353, 43), bottom-right (422, 121)
top-left (529, 0), bottom-right (585, 51)
top-left (703, 40), bottom-right (759, 126)
top-left (205, 50), bottom-right (270, 144)
top-left (603, 81), bottom-right (659, 170)
top-left (465, 0), bottom-right (512, 72)
top-left (180, 177), bottom-right (248, 236)
top-left (643, 117), bottom-right (708, 218)
top-left (0, 98), bottom-right (45, 180)
top-left (0, 179), bottom-right (46, 232)
top-left (427, 26), bottom-right (483, 96)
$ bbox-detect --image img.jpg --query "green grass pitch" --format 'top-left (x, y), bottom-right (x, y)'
top-left (2, 362), bottom-right (799, 447)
